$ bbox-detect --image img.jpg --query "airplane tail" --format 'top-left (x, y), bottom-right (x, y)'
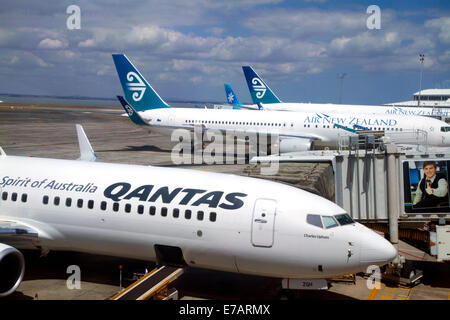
top-left (224, 83), bottom-right (243, 107)
top-left (117, 96), bottom-right (148, 126)
top-left (242, 66), bottom-right (281, 104)
top-left (112, 54), bottom-right (170, 112)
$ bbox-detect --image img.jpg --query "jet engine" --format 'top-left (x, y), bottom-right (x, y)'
top-left (0, 243), bottom-right (25, 297)
top-left (279, 138), bottom-right (313, 153)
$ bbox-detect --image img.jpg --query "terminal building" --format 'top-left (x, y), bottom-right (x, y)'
top-left (385, 89), bottom-right (450, 108)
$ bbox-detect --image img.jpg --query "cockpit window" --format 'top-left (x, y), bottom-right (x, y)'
top-left (334, 213), bottom-right (355, 226)
top-left (441, 126), bottom-right (450, 132)
top-left (307, 214), bottom-right (323, 228)
top-left (322, 216), bottom-right (339, 229)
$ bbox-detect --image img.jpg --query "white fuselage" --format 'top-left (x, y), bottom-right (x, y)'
top-left (138, 107), bottom-right (450, 148)
top-left (0, 155), bottom-right (395, 279)
top-left (239, 102), bottom-right (450, 118)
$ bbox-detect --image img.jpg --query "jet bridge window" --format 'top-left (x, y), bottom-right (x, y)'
top-left (334, 213), bottom-right (354, 226)
top-left (306, 214), bottom-right (323, 228)
top-left (322, 216), bottom-right (339, 229)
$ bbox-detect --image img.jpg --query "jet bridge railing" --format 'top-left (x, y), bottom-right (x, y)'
top-left (338, 129), bottom-right (429, 153)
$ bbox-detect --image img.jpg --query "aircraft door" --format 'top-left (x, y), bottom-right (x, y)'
top-left (251, 199), bottom-right (277, 247)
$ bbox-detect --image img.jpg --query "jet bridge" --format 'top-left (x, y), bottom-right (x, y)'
top-left (109, 265), bottom-right (184, 300)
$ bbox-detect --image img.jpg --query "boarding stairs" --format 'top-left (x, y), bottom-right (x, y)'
top-left (109, 265), bottom-right (184, 300)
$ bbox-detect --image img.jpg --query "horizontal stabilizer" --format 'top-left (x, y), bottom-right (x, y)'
top-left (117, 96), bottom-right (149, 126)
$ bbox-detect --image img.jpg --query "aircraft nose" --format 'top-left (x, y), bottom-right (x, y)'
top-left (360, 228), bottom-right (397, 265)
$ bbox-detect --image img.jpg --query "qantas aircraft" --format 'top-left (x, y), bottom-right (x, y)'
top-left (240, 66), bottom-right (450, 117)
top-left (0, 125), bottom-right (397, 297)
top-left (112, 54), bottom-right (450, 152)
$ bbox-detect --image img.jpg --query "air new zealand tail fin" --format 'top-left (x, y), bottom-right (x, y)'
top-left (224, 83), bottom-right (243, 107)
top-left (112, 54), bottom-right (170, 112)
top-left (242, 66), bottom-right (281, 104)
top-left (117, 96), bottom-right (148, 126)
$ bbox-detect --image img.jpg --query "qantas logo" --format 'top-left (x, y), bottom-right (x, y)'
top-left (104, 182), bottom-right (247, 210)
top-left (251, 77), bottom-right (266, 99)
top-left (126, 71), bottom-right (146, 102)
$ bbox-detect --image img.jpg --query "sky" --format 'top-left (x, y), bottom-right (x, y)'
top-left (0, 0), bottom-right (449, 105)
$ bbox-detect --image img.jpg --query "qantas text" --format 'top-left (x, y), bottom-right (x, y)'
top-left (103, 182), bottom-right (247, 210)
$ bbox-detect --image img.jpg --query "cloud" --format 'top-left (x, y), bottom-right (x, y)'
top-left (38, 38), bottom-right (68, 49)
top-left (425, 17), bottom-right (450, 44)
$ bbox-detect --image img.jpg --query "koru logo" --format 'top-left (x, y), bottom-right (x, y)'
top-left (125, 104), bottom-right (134, 116)
top-left (126, 71), bottom-right (146, 102)
top-left (252, 77), bottom-right (266, 99)
top-left (227, 92), bottom-right (235, 103)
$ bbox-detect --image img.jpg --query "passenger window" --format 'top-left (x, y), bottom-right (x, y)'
top-left (101, 201), bottom-right (107, 211)
top-left (322, 216), bottom-right (339, 229)
top-left (185, 209), bottom-right (192, 219)
top-left (54, 196), bottom-right (60, 206)
top-left (173, 208), bottom-right (179, 218)
top-left (1, 192), bottom-right (7, 201)
top-left (149, 206), bottom-right (156, 215)
top-left (11, 193), bottom-right (17, 202)
top-left (307, 214), bottom-right (323, 228)
top-left (197, 211), bottom-right (204, 221)
top-left (66, 198), bottom-right (72, 207)
top-left (77, 199), bottom-right (83, 208)
top-left (161, 207), bottom-right (167, 217)
top-left (210, 212), bottom-right (217, 222)
top-left (88, 200), bottom-right (94, 209)
top-left (125, 203), bottom-right (131, 213)
top-left (21, 194), bottom-right (27, 202)
top-left (113, 202), bottom-right (119, 212)
top-left (138, 205), bottom-right (144, 214)
top-left (334, 213), bottom-right (354, 226)
top-left (43, 195), bottom-right (49, 205)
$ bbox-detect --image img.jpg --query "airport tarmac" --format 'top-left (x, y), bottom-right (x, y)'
top-left (0, 103), bottom-right (449, 300)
